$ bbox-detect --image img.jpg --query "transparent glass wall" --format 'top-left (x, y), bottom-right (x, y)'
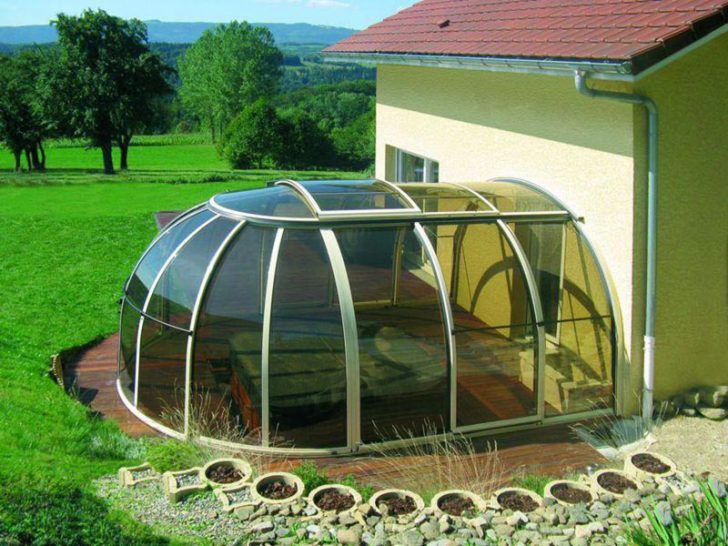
top-left (423, 222), bottom-right (537, 426)
top-left (511, 221), bottom-right (613, 415)
top-left (335, 227), bottom-right (448, 442)
top-left (192, 226), bottom-right (276, 444)
top-left (269, 230), bottom-right (348, 448)
top-left (118, 301), bottom-right (141, 401)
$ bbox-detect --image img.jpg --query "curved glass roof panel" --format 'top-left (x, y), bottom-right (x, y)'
top-left (299, 180), bottom-right (413, 213)
top-left (213, 185), bottom-right (314, 218)
top-left (397, 183), bottom-right (495, 214)
top-left (465, 180), bottom-right (565, 213)
top-left (126, 209), bottom-right (214, 309)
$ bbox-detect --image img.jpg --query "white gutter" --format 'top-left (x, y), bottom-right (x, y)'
top-left (575, 71), bottom-right (658, 429)
top-left (325, 52), bottom-right (634, 81)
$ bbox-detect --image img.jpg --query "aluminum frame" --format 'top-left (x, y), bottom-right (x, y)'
top-left (117, 178), bottom-right (621, 455)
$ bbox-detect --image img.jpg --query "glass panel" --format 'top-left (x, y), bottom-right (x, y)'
top-left (400, 152), bottom-right (425, 182)
top-left (423, 223), bottom-right (538, 426)
top-left (192, 226), bottom-right (276, 444)
top-left (126, 209), bottom-right (214, 308)
top-left (541, 222), bottom-right (613, 415)
top-left (300, 180), bottom-right (411, 212)
top-left (147, 218), bottom-right (238, 328)
top-left (336, 226), bottom-right (448, 443)
top-left (119, 300), bottom-right (141, 401)
top-left (467, 181), bottom-right (564, 213)
top-left (398, 183), bottom-right (492, 214)
top-left (430, 161), bottom-right (440, 183)
top-left (136, 317), bottom-right (189, 430)
top-left (214, 185), bottom-right (314, 218)
top-left (268, 230), bottom-right (347, 448)
top-left (510, 220), bottom-right (613, 415)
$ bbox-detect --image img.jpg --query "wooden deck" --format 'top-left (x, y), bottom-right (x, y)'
top-left (65, 333), bottom-right (605, 480)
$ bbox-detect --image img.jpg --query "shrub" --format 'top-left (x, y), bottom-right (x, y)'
top-left (218, 100), bottom-right (283, 169)
top-left (292, 462), bottom-right (330, 495)
top-left (146, 439), bottom-right (206, 473)
top-left (512, 473), bottom-right (554, 496)
top-left (340, 474), bottom-right (375, 502)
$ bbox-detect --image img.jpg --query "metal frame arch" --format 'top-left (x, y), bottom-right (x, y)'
top-left (274, 179), bottom-right (323, 216)
top-left (320, 229), bottom-right (361, 451)
top-left (487, 177), bottom-right (624, 415)
top-left (412, 223), bottom-right (458, 431)
top-left (184, 220), bottom-right (247, 437)
top-left (132, 214), bottom-right (218, 407)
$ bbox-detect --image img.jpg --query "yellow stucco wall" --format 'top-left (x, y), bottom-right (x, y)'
top-left (633, 31), bottom-right (728, 400)
top-left (376, 65), bottom-right (636, 409)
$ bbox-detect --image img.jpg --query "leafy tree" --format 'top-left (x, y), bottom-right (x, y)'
top-left (50, 10), bottom-right (172, 173)
top-left (218, 99), bottom-right (283, 169)
top-left (0, 50), bottom-right (52, 171)
top-left (179, 21), bottom-right (282, 142)
top-left (332, 109), bottom-right (375, 170)
top-left (278, 110), bottom-right (335, 169)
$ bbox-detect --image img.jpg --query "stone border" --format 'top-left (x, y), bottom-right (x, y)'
top-left (199, 458), bottom-right (252, 489)
top-left (544, 479), bottom-right (597, 507)
top-left (430, 489), bottom-right (488, 517)
top-left (162, 467), bottom-right (208, 503)
top-left (213, 483), bottom-right (257, 513)
top-left (491, 487), bottom-right (544, 511)
top-left (369, 488), bottom-right (425, 518)
top-left (250, 472), bottom-right (305, 506)
top-left (591, 468), bottom-right (642, 498)
top-left (118, 462), bottom-right (159, 487)
top-left (308, 484), bottom-right (363, 516)
top-left (624, 451), bottom-right (677, 481)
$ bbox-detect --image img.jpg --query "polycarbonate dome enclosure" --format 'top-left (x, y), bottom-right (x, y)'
top-left (118, 179), bottom-right (619, 455)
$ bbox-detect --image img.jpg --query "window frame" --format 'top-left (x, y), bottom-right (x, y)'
top-left (394, 147), bottom-right (439, 183)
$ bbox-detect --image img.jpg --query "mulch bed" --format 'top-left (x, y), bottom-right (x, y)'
top-left (259, 480), bottom-right (297, 500)
top-left (550, 483), bottom-right (592, 504)
top-left (632, 453), bottom-right (671, 474)
top-left (378, 495), bottom-right (417, 515)
top-left (315, 489), bottom-right (355, 512)
top-left (497, 491), bottom-right (539, 512)
top-left (206, 465), bottom-right (244, 485)
top-left (597, 472), bottom-right (638, 494)
top-left (438, 495), bottom-right (475, 516)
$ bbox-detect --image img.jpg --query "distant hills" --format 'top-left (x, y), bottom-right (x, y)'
top-left (0, 21), bottom-right (356, 46)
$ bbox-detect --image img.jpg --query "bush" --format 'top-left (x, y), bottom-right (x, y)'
top-left (146, 439), bottom-right (206, 473)
top-left (512, 473), bottom-right (554, 496)
top-left (278, 110), bottom-right (335, 170)
top-left (218, 99), bottom-right (283, 169)
top-left (292, 462), bottom-right (330, 495)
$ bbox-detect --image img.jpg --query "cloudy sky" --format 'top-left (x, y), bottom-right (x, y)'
top-left (0, 0), bottom-right (411, 28)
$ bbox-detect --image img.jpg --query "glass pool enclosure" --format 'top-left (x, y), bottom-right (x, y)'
top-left (118, 179), bottom-right (618, 455)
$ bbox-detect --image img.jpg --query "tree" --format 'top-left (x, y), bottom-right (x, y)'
top-left (179, 22), bottom-right (282, 142)
top-left (50, 10), bottom-right (172, 174)
top-left (218, 100), bottom-right (283, 169)
top-left (278, 110), bottom-right (335, 170)
top-left (0, 51), bottom-right (52, 171)
top-left (332, 109), bottom-right (375, 170)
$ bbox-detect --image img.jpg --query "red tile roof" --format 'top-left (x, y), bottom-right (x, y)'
top-left (326, 0), bottom-right (728, 72)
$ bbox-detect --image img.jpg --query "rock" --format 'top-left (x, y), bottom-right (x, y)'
top-left (306, 524), bottom-right (322, 541)
top-left (337, 527), bottom-right (362, 545)
top-left (699, 385), bottom-right (728, 408)
top-left (338, 513), bottom-right (357, 526)
top-left (568, 508), bottom-right (589, 525)
top-left (419, 520), bottom-right (440, 541)
top-left (275, 527), bottom-right (290, 538)
top-left (493, 524), bottom-right (514, 537)
top-left (303, 505), bottom-right (318, 516)
top-left (438, 515), bottom-right (452, 534)
top-left (708, 476), bottom-right (727, 498)
top-left (623, 489), bottom-right (641, 504)
top-left (234, 506), bottom-right (255, 521)
top-left (366, 515), bottom-right (381, 527)
top-left (571, 538), bottom-right (588, 546)
top-left (654, 502), bottom-right (673, 526)
top-left (507, 511), bottom-right (528, 526)
top-left (598, 493), bottom-right (616, 504)
top-left (414, 513), bottom-right (428, 526)
top-left (249, 520), bottom-right (274, 534)
top-left (588, 521), bottom-right (605, 534)
top-left (697, 406), bottom-right (727, 420)
top-left (680, 406), bottom-right (698, 417)
top-left (543, 509), bottom-right (559, 525)
top-left (397, 529), bottom-right (424, 546)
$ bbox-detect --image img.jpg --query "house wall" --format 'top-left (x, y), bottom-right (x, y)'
top-left (632, 30), bottom-right (728, 400)
top-left (376, 65), bottom-right (637, 411)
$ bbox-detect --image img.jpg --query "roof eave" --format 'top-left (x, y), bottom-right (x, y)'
top-left (323, 51), bottom-right (635, 81)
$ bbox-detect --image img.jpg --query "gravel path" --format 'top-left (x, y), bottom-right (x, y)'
top-left (649, 416), bottom-right (728, 481)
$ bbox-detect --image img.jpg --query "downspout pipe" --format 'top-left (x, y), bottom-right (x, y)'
top-left (574, 70), bottom-right (658, 428)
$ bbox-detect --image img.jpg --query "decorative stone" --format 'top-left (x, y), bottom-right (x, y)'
top-left (699, 385), bottom-right (728, 408)
top-left (337, 527), bottom-right (362, 545)
top-left (696, 406), bottom-right (727, 420)
top-left (506, 511), bottom-right (528, 526)
top-left (397, 529), bottom-right (425, 546)
top-left (680, 406), bottom-right (698, 417)
top-left (419, 520), bottom-right (440, 541)
top-left (250, 520), bottom-right (275, 534)
top-left (493, 524), bottom-right (514, 537)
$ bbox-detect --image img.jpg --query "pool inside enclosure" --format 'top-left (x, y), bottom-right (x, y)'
top-left (118, 179), bottom-right (618, 454)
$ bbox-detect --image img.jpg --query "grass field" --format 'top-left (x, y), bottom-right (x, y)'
top-left (0, 138), bottom-right (364, 544)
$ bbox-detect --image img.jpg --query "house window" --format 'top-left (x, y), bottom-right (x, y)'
top-left (395, 148), bottom-right (439, 182)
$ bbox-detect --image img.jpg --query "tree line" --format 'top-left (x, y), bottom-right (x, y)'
top-left (0, 10), bottom-right (374, 174)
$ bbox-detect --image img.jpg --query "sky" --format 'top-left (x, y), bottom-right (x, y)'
top-left (0, 0), bottom-right (411, 29)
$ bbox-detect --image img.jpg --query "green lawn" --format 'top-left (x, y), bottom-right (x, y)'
top-left (0, 142), bottom-right (365, 544)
